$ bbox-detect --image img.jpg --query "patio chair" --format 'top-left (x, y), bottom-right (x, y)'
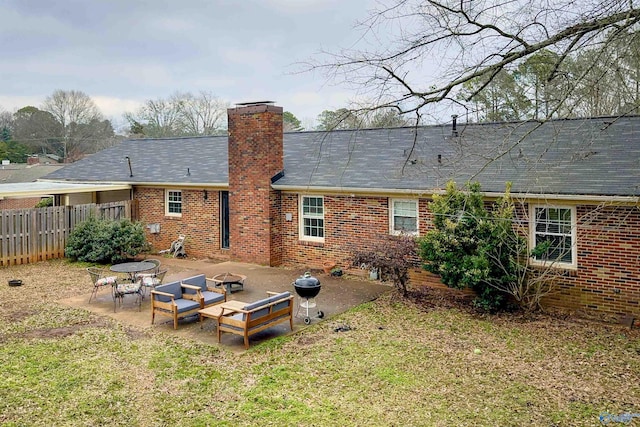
top-left (142, 258), bottom-right (161, 274)
top-left (139, 269), bottom-right (168, 297)
top-left (112, 280), bottom-right (143, 312)
top-left (87, 267), bottom-right (117, 303)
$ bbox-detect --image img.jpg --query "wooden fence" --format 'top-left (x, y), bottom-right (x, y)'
top-left (0, 200), bottom-right (137, 266)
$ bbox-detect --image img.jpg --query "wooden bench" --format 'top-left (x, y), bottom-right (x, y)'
top-left (216, 291), bottom-right (294, 349)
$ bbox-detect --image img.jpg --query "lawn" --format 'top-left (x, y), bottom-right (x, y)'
top-left (0, 259), bottom-right (639, 426)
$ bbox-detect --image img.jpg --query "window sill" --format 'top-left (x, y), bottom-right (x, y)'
top-left (299, 240), bottom-right (324, 248)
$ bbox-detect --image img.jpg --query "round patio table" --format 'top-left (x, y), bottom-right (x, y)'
top-left (110, 261), bottom-right (156, 281)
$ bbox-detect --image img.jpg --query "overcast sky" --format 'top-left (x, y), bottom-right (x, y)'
top-left (0, 0), bottom-right (379, 130)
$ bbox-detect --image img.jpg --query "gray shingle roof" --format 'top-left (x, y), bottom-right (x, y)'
top-left (44, 116), bottom-right (640, 197)
top-left (44, 136), bottom-right (229, 185)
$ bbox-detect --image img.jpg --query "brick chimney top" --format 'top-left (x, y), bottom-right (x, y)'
top-left (235, 101), bottom-right (275, 106)
top-left (228, 101), bottom-right (282, 116)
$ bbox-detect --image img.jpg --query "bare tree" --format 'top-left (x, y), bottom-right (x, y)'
top-left (178, 91), bottom-right (228, 135)
top-left (124, 91), bottom-right (229, 138)
top-left (311, 1), bottom-right (640, 123)
top-left (41, 90), bottom-right (106, 161)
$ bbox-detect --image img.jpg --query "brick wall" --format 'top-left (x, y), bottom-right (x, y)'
top-left (541, 205), bottom-right (640, 318)
top-left (278, 192), bottom-right (639, 318)
top-left (227, 104), bottom-right (283, 265)
top-left (0, 197), bottom-right (41, 210)
top-left (280, 194), bottom-right (432, 269)
top-left (135, 187), bottom-right (221, 258)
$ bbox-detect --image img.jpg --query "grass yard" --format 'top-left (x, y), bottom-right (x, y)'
top-left (0, 259), bottom-right (639, 426)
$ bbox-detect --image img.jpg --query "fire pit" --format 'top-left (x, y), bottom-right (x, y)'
top-left (293, 272), bottom-right (324, 324)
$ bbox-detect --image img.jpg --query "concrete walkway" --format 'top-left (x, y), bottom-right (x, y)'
top-left (60, 257), bottom-right (391, 351)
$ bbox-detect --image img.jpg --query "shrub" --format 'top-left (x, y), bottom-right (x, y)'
top-left (417, 181), bottom-right (509, 311)
top-left (35, 197), bottom-right (53, 208)
top-left (351, 234), bottom-right (419, 297)
top-left (418, 181), bottom-right (559, 312)
top-left (65, 217), bottom-right (149, 264)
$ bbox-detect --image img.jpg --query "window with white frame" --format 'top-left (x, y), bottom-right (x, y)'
top-left (300, 195), bottom-right (324, 241)
top-left (531, 205), bottom-right (576, 267)
top-left (390, 199), bottom-right (418, 235)
top-left (165, 190), bottom-right (182, 217)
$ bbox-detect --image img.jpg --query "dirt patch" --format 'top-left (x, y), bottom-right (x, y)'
top-left (4, 318), bottom-right (112, 342)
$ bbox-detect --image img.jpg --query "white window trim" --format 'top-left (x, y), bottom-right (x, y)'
top-left (389, 198), bottom-right (419, 236)
top-left (529, 204), bottom-right (577, 269)
top-left (299, 195), bottom-right (324, 243)
top-left (165, 189), bottom-right (182, 217)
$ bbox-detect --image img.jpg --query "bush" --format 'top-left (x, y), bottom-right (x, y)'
top-left (65, 217), bottom-right (149, 264)
top-left (417, 181), bottom-right (509, 311)
top-left (35, 197), bottom-right (53, 208)
top-left (351, 234), bottom-right (419, 297)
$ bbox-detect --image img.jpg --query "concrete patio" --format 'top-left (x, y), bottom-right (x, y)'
top-left (60, 256), bottom-right (391, 351)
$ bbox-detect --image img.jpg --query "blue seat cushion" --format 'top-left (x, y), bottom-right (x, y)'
top-left (202, 291), bottom-right (224, 306)
top-left (154, 281), bottom-right (182, 302)
top-left (169, 298), bottom-right (200, 314)
top-left (243, 292), bottom-right (291, 311)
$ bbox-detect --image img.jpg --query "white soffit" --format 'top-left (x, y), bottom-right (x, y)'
top-left (0, 182), bottom-right (131, 197)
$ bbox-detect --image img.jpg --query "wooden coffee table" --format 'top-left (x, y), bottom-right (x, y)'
top-left (198, 301), bottom-right (248, 328)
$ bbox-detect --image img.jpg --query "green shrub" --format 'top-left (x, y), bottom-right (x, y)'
top-left (417, 181), bottom-right (509, 311)
top-left (65, 217), bottom-right (149, 264)
top-left (35, 197), bottom-right (53, 208)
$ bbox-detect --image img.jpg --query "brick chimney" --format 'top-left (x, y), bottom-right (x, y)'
top-left (227, 102), bottom-right (283, 266)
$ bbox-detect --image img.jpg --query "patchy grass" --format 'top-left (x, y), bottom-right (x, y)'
top-left (0, 259), bottom-right (638, 426)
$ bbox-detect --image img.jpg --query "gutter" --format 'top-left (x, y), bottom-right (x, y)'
top-left (271, 184), bottom-right (640, 205)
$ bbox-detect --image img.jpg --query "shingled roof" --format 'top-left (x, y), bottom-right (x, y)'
top-left (43, 116), bottom-right (640, 198)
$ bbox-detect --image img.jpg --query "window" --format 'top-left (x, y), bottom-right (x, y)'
top-left (390, 199), bottom-right (418, 235)
top-left (300, 196), bottom-right (324, 241)
top-left (531, 205), bottom-right (576, 268)
top-left (166, 190), bottom-right (182, 217)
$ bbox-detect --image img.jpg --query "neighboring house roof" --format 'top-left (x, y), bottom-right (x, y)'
top-left (42, 116), bottom-right (640, 198)
top-left (0, 164), bottom-right (64, 184)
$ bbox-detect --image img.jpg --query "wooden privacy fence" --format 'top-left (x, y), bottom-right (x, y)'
top-left (0, 200), bottom-right (137, 266)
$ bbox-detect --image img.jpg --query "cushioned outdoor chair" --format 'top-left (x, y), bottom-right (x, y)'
top-left (141, 258), bottom-right (161, 274)
top-left (139, 269), bottom-right (167, 297)
top-left (112, 280), bottom-right (143, 313)
top-left (87, 267), bottom-right (117, 303)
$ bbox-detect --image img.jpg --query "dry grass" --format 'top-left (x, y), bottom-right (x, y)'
top-left (0, 259), bottom-right (639, 426)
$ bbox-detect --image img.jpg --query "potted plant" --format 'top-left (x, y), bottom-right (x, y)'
top-left (322, 261), bottom-right (336, 274)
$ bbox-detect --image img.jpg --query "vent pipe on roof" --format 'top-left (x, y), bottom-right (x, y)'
top-left (451, 115), bottom-right (458, 137)
top-left (125, 156), bottom-right (133, 178)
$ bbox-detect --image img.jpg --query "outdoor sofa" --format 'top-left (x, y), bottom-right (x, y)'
top-left (151, 274), bottom-right (226, 329)
top-left (217, 291), bottom-right (294, 349)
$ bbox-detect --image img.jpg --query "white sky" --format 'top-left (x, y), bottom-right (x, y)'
top-left (0, 0), bottom-right (380, 131)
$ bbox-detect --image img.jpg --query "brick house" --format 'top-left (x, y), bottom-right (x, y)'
top-left (41, 102), bottom-right (640, 318)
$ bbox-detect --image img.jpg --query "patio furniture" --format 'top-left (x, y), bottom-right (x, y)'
top-left (216, 291), bottom-right (294, 349)
top-left (151, 278), bottom-right (224, 329)
top-left (112, 280), bottom-right (143, 312)
top-left (110, 261), bottom-right (156, 282)
top-left (141, 258), bottom-right (161, 274)
top-left (181, 274), bottom-right (227, 306)
top-left (211, 272), bottom-right (246, 293)
top-left (138, 269), bottom-right (168, 298)
top-left (87, 267), bottom-right (117, 303)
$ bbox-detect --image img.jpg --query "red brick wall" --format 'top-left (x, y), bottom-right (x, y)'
top-left (227, 104), bottom-right (283, 265)
top-left (280, 194), bottom-right (432, 269)
top-left (278, 193), bottom-right (639, 318)
top-left (135, 187), bottom-right (221, 259)
top-left (541, 205), bottom-right (640, 318)
top-left (0, 197), bottom-right (41, 210)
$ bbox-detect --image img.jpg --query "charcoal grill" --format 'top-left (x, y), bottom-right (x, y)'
top-left (293, 272), bottom-right (324, 325)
